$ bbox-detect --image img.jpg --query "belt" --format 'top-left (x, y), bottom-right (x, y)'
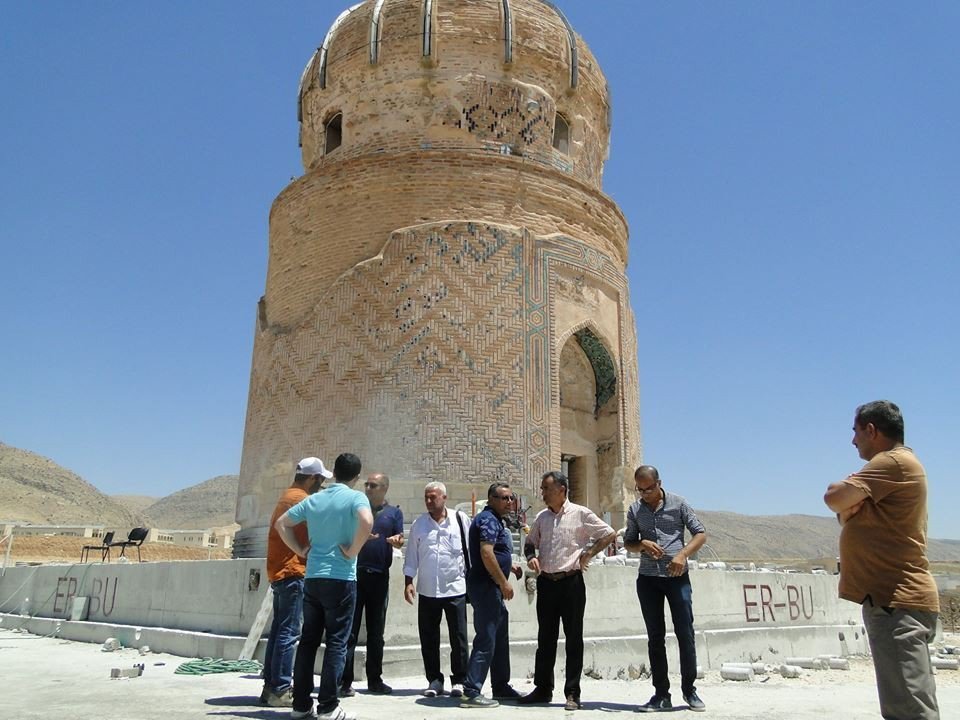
top-left (540, 569), bottom-right (581, 581)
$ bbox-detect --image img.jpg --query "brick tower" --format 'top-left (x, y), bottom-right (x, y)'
top-left (234, 0), bottom-right (641, 556)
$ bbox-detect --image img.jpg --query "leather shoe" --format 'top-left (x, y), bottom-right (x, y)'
top-left (564, 695), bottom-right (581, 711)
top-left (684, 691), bottom-right (706, 712)
top-left (367, 681), bottom-right (393, 694)
top-left (638, 694), bottom-right (672, 712)
top-left (492, 685), bottom-right (521, 700)
top-left (517, 688), bottom-right (553, 705)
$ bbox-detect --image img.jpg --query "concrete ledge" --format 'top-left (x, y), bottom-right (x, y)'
top-left (1, 611), bottom-right (870, 683)
top-left (0, 560), bottom-right (870, 675)
top-left (0, 613), bottom-right (249, 661)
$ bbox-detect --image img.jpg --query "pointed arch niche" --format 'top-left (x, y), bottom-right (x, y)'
top-left (558, 326), bottom-right (620, 511)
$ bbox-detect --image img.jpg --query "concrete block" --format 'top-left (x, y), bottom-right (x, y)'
top-left (69, 596), bottom-right (89, 621)
top-left (785, 656), bottom-right (828, 669)
top-left (720, 666), bottom-right (754, 681)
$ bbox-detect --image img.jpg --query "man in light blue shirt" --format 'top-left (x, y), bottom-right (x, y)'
top-left (276, 453), bottom-right (373, 720)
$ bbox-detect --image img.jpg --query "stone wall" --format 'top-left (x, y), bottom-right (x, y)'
top-left (238, 225), bottom-right (640, 532)
top-left (299, 0), bottom-right (611, 189)
top-left (236, 0), bottom-right (641, 553)
top-left (0, 561), bottom-right (869, 670)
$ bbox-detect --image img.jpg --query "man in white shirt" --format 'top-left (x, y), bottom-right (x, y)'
top-left (403, 481), bottom-right (471, 698)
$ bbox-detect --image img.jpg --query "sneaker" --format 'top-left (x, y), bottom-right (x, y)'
top-left (637, 694), bottom-right (672, 712)
top-left (291, 710), bottom-right (317, 720)
top-left (564, 695), bottom-right (582, 711)
top-left (266, 688), bottom-right (294, 707)
top-left (684, 691), bottom-right (706, 712)
top-left (517, 687), bottom-right (553, 705)
top-left (460, 694), bottom-right (499, 709)
top-left (367, 681), bottom-right (393, 694)
top-left (317, 707), bottom-right (357, 720)
top-left (450, 683), bottom-right (464, 697)
top-left (338, 686), bottom-right (355, 698)
top-left (492, 685), bottom-right (521, 700)
top-left (423, 678), bottom-right (444, 697)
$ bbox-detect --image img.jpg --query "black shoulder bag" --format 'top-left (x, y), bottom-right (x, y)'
top-left (455, 510), bottom-right (471, 605)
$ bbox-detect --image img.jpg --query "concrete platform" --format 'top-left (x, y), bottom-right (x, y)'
top-left (1, 628), bottom-right (957, 720)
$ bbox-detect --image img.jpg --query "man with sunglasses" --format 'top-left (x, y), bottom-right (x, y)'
top-left (341, 472), bottom-right (404, 696)
top-left (624, 465), bottom-right (706, 713)
top-left (460, 482), bottom-right (522, 708)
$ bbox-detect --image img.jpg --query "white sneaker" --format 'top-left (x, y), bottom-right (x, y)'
top-left (317, 706), bottom-right (356, 720)
top-left (450, 683), bottom-right (464, 697)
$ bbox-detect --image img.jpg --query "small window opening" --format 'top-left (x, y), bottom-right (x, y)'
top-left (325, 113), bottom-right (342, 154)
top-left (553, 113), bottom-right (570, 154)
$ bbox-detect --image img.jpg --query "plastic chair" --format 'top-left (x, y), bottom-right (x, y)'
top-left (80, 531), bottom-right (115, 563)
top-left (109, 527), bottom-right (149, 562)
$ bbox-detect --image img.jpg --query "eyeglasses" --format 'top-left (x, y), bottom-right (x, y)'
top-left (364, 482), bottom-right (382, 489)
top-left (636, 483), bottom-right (659, 495)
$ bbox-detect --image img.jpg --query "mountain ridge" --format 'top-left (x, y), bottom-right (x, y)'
top-left (3, 442), bottom-right (958, 561)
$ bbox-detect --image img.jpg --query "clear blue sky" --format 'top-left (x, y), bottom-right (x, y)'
top-left (2, 2), bottom-right (957, 538)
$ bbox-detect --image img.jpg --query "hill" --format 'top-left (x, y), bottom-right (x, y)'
top-left (111, 494), bottom-right (158, 515)
top-left (697, 510), bottom-right (960, 562)
top-left (0, 442), bottom-right (144, 528)
top-left (142, 474), bottom-right (238, 530)
top-left (2, 442), bottom-right (958, 561)
top-left (699, 511), bottom-right (841, 560)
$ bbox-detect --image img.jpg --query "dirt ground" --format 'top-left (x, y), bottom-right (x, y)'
top-left (3, 535), bottom-right (231, 564)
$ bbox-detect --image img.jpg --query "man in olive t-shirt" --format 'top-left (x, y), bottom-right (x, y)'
top-left (825, 400), bottom-right (940, 720)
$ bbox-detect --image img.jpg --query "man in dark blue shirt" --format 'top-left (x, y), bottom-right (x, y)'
top-left (460, 482), bottom-right (522, 708)
top-left (341, 472), bottom-right (404, 696)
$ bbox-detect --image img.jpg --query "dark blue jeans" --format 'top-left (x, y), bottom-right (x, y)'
top-left (636, 573), bottom-right (698, 698)
top-left (463, 581), bottom-right (511, 697)
top-left (263, 576), bottom-right (304, 693)
top-left (292, 578), bottom-right (357, 715)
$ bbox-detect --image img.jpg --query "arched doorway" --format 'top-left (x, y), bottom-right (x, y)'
top-left (558, 327), bottom-right (620, 514)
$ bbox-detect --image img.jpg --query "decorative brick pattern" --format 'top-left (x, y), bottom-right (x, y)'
top-left (241, 223), bottom-right (531, 517)
top-left (238, 228), bottom-right (639, 527)
top-left (459, 79), bottom-right (554, 151)
top-left (235, 0), bottom-right (640, 554)
top-left (297, 0), bottom-right (610, 188)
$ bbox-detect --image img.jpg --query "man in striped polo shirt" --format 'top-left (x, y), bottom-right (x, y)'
top-left (623, 465), bottom-right (707, 713)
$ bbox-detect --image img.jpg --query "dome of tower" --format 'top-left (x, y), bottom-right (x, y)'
top-left (297, 0), bottom-right (612, 189)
